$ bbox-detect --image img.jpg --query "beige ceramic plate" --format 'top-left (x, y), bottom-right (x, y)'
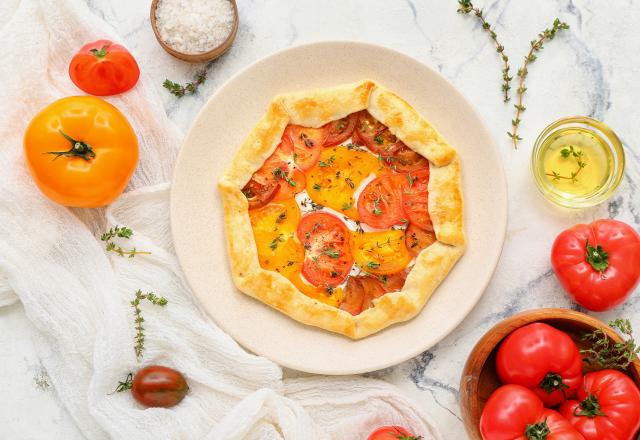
top-left (171, 42), bottom-right (507, 374)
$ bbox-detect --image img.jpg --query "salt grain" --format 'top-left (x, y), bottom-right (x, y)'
top-left (156, 0), bottom-right (234, 54)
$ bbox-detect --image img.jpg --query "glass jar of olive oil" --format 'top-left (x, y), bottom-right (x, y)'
top-left (531, 116), bottom-right (625, 208)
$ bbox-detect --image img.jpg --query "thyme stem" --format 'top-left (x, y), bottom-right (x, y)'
top-left (457, 0), bottom-right (512, 102)
top-left (131, 290), bottom-right (168, 360)
top-left (508, 18), bottom-right (570, 149)
top-left (101, 225), bottom-right (151, 258)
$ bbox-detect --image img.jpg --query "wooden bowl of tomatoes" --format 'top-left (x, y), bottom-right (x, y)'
top-left (459, 308), bottom-right (640, 440)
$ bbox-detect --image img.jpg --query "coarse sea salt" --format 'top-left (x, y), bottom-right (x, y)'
top-left (156, 0), bottom-right (234, 54)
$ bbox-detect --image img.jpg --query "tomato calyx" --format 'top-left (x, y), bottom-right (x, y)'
top-left (111, 372), bottom-right (134, 394)
top-left (46, 129), bottom-right (96, 161)
top-left (539, 372), bottom-right (569, 395)
top-left (585, 240), bottom-right (609, 273)
top-left (574, 392), bottom-right (607, 418)
top-left (90, 45), bottom-right (109, 59)
top-left (524, 419), bottom-right (550, 440)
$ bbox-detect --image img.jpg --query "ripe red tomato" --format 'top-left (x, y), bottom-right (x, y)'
top-left (481, 384), bottom-right (585, 440)
top-left (131, 366), bottom-right (188, 408)
top-left (559, 370), bottom-right (640, 440)
top-left (496, 323), bottom-right (583, 406)
top-left (551, 219), bottom-right (640, 311)
top-left (285, 125), bottom-right (327, 171)
top-left (323, 113), bottom-right (357, 147)
top-left (69, 40), bottom-right (140, 96)
top-left (402, 167), bottom-right (432, 230)
top-left (358, 174), bottom-right (407, 228)
top-left (367, 426), bottom-right (421, 440)
top-left (297, 212), bottom-right (353, 289)
top-left (385, 145), bottom-right (429, 173)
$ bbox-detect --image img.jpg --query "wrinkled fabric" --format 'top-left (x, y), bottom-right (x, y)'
top-left (0, 0), bottom-right (441, 438)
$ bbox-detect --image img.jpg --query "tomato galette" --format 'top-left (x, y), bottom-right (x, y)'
top-left (219, 80), bottom-right (464, 339)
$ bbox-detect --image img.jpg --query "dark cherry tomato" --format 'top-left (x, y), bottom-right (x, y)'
top-left (296, 212), bottom-right (353, 288)
top-left (384, 146), bottom-right (430, 173)
top-left (131, 366), bottom-right (188, 408)
top-left (323, 113), bottom-right (358, 147)
top-left (357, 174), bottom-right (407, 228)
top-left (69, 40), bottom-right (140, 96)
top-left (340, 271), bottom-right (407, 316)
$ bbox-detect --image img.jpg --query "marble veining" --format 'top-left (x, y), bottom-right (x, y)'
top-left (1, 1), bottom-right (639, 439)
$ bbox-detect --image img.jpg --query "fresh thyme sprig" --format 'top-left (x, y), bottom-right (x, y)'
top-left (101, 225), bottom-right (150, 258)
top-left (508, 18), bottom-right (570, 148)
top-left (546, 146), bottom-right (587, 182)
top-left (163, 70), bottom-right (207, 98)
top-left (457, 0), bottom-right (512, 102)
top-left (581, 319), bottom-right (640, 370)
top-left (131, 290), bottom-right (168, 360)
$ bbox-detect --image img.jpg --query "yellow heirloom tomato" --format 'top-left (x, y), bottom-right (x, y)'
top-left (306, 145), bottom-right (385, 219)
top-left (23, 96), bottom-right (138, 207)
top-left (351, 230), bottom-right (412, 275)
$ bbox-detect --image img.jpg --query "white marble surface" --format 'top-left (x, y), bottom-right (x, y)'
top-left (1, 0), bottom-right (639, 439)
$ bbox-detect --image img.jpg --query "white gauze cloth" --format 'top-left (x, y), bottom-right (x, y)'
top-left (0, 0), bottom-right (442, 439)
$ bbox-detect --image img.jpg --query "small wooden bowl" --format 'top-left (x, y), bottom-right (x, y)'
top-left (150, 0), bottom-right (239, 63)
top-left (460, 308), bottom-right (640, 440)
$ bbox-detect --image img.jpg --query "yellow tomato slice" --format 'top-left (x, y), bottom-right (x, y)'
top-left (350, 230), bottom-right (412, 275)
top-left (249, 199), bottom-right (304, 275)
top-left (249, 199), bottom-right (344, 306)
top-left (306, 145), bottom-right (385, 219)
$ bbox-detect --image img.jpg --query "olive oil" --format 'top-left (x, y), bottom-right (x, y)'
top-left (531, 117), bottom-right (625, 208)
top-left (538, 128), bottom-right (611, 197)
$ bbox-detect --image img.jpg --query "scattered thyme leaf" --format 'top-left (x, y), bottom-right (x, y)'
top-left (110, 372), bottom-right (133, 394)
top-left (322, 248), bottom-right (341, 259)
top-left (341, 201), bottom-right (353, 211)
top-left (367, 261), bottom-right (381, 270)
top-left (101, 226), bottom-right (151, 258)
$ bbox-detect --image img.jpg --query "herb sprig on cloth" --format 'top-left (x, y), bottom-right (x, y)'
top-left (131, 290), bottom-right (168, 360)
top-left (101, 225), bottom-right (150, 258)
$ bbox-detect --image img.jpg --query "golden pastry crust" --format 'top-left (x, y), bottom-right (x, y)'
top-left (219, 80), bottom-right (465, 339)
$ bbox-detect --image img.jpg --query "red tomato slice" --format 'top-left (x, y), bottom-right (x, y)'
top-left (402, 167), bottom-right (432, 230)
top-left (357, 174), bottom-right (407, 228)
top-left (285, 125), bottom-right (327, 171)
top-left (242, 179), bottom-right (280, 209)
top-left (405, 223), bottom-right (436, 257)
top-left (243, 137), bottom-right (304, 206)
top-left (296, 212), bottom-right (353, 289)
top-left (353, 111), bottom-right (405, 156)
top-left (323, 113), bottom-right (357, 147)
top-left (339, 271), bottom-right (407, 316)
top-left (272, 168), bottom-right (305, 202)
top-left (382, 145), bottom-right (430, 173)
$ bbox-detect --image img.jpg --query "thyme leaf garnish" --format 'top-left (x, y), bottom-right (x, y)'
top-left (131, 290), bottom-right (168, 360)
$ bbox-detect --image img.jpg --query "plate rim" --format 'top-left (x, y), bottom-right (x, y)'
top-left (170, 40), bottom-right (508, 374)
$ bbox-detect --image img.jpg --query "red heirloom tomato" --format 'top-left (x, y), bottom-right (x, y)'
top-left (481, 384), bottom-right (585, 440)
top-left (69, 40), bottom-right (140, 96)
top-left (358, 174), bottom-right (408, 228)
top-left (368, 426), bottom-right (421, 440)
top-left (496, 323), bottom-right (582, 406)
top-left (297, 212), bottom-right (353, 289)
top-left (551, 219), bottom-right (640, 311)
top-left (402, 167), bottom-right (432, 230)
top-left (323, 113), bottom-right (357, 147)
top-left (559, 370), bottom-right (640, 440)
top-left (285, 124), bottom-right (327, 171)
top-left (131, 366), bottom-right (189, 408)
